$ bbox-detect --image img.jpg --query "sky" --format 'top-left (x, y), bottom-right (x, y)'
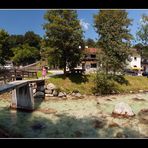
top-left (0, 9), bottom-right (147, 44)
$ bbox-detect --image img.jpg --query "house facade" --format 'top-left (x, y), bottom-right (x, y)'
top-left (79, 47), bottom-right (142, 73)
top-left (80, 47), bottom-right (99, 72)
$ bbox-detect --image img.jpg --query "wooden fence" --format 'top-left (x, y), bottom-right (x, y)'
top-left (0, 69), bottom-right (38, 84)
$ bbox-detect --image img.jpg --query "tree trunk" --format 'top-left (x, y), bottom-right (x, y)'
top-left (64, 66), bottom-right (66, 75)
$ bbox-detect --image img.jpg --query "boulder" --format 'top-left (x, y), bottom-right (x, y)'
top-left (138, 109), bottom-right (148, 124)
top-left (53, 90), bottom-right (59, 96)
top-left (47, 83), bottom-right (57, 90)
top-left (45, 89), bottom-right (53, 94)
top-left (75, 92), bottom-right (82, 98)
top-left (34, 91), bottom-right (44, 98)
top-left (33, 89), bottom-right (36, 94)
top-left (139, 90), bottom-right (144, 93)
top-left (112, 102), bottom-right (135, 117)
top-left (58, 92), bottom-right (66, 97)
top-left (45, 94), bottom-right (53, 97)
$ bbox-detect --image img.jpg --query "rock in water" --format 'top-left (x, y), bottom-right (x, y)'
top-left (138, 109), bottom-right (148, 124)
top-left (58, 92), bottom-right (66, 97)
top-left (112, 102), bottom-right (135, 117)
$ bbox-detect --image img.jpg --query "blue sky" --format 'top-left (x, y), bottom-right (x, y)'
top-left (0, 10), bottom-right (147, 44)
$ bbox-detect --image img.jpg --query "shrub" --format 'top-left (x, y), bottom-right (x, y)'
top-left (93, 72), bottom-right (118, 95)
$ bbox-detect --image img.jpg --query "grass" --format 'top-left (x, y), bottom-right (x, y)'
top-left (37, 70), bottom-right (52, 78)
top-left (47, 74), bottom-right (148, 95)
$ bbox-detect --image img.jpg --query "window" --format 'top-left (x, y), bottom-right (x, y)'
top-left (91, 63), bottom-right (97, 68)
top-left (91, 54), bottom-right (96, 58)
top-left (134, 57), bottom-right (137, 61)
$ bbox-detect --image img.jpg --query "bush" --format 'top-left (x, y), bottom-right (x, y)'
top-left (93, 72), bottom-right (118, 95)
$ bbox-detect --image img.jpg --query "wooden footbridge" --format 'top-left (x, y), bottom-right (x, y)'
top-left (0, 79), bottom-right (45, 111)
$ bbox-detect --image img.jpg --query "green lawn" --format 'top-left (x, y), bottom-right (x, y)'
top-left (47, 74), bottom-right (148, 95)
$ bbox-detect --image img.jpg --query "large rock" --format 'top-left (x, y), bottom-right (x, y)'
top-left (58, 92), bottom-right (66, 97)
top-left (34, 91), bottom-right (44, 98)
top-left (47, 83), bottom-right (57, 90)
top-left (53, 90), bottom-right (59, 96)
top-left (112, 102), bottom-right (135, 117)
top-left (45, 94), bottom-right (53, 97)
top-left (45, 89), bottom-right (53, 94)
top-left (138, 109), bottom-right (148, 124)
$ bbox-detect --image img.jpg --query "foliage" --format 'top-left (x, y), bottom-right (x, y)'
top-left (85, 38), bottom-right (96, 47)
top-left (137, 14), bottom-right (148, 46)
top-left (93, 72), bottom-right (118, 95)
top-left (11, 44), bottom-right (40, 66)
top-left (43, 10), bottom-right (84, 74)
top-left (24, 31), bottom-right (41, 49)
top-left (0, 29), bottom-right (10, 65)
top-left (136, 15), bottom-right (148, 59)
top-left (94, 10), bottom-right (133, 74)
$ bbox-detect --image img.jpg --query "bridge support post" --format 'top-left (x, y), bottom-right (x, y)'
top-left (11, 83), bottom-right (34, 111)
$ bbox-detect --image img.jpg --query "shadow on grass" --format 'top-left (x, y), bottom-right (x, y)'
top-left (51, 73), bottom-right (89, 84)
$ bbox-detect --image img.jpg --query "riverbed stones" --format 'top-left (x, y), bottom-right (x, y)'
top-left (58, 92), bottom-right (66, 97)
top-left (138, 109), bottom-right (148, 124)
top-left (47, 83), bottom-right (57, 90)
top-left (53, 90), bottom-right (59, 96)
top-left (45, 89), bottom-right (53, 94)
top-left (112, 102), bottom-right (135, 117)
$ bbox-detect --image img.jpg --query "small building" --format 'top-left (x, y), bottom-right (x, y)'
top-left (80, 47), bottom-right (99, 72)
top-left (126, 48), bottom-right (142, 70)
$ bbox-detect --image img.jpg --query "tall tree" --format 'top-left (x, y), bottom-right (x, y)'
top-left (43, 10), bottom-right (84, 74)
top-left (0, 29), bottom-right (10, 65)
top-left (85, 38), bottom-right (96, 47)
top-left (136, 14), bottom-right (148, 59)
top-left (11, 44), bottom-right (40, 66)
top-left (137, 14), bottom-right (148, 46)
top-left (24, 31), bottom-right (41, 49)
top-left (94, 10), bottom-right (133, 74)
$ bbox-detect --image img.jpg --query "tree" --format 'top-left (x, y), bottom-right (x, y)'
top-left (24, 31), bottom-right (41, 49)
top-left (43, 10), bottom-right (84, 74)
top-left (136, 14), bottom-right (148, 59)
top-left (94, 10), bottom-right (133, 74)
top-left (0, 29), bottom-right (10, 65)
top-left (137, 14), bottom-right (148, 46)
top-left (8, 35), bottom-right (24, 48)
top-left (11, 44), bottom-right (40, 66)
top-left (85, 38), bottom-right (96, 47)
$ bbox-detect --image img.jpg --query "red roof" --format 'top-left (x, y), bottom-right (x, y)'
top-left (85, 48), bottom-right (97, 53)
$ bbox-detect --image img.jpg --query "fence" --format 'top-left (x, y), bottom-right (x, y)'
top-left (0, 69), bottom-right (38, 84)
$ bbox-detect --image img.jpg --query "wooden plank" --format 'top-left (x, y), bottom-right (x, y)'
top-left (0, 79), bottom-right (44, 94)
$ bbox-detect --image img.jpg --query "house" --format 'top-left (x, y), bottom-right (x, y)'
top-left (80, 47), bottom-right (99, 72)
top-left (126, 48), bottom-right (142, 70)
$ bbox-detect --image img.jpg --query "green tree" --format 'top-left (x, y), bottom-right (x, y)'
top-left (136, 14), bottom-right (148, 59)
top-left (137, 14), bottom-right (148, 46)
top-left (8, 35), bottom-right (24, 48)
top-left (94, 10), bottom-right (133, 74)
top-left (85, 38), bottom-right (96, 47)
top-left (11, 44), bottom-right (40, 66)
top-left (24, 31), bottom-right (41, 49)
top-left (43, 10), bottom-right (84, 74)
top-left (0, 29), bottom-right (10, 65)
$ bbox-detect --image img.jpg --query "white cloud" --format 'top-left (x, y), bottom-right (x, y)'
top-left (80, 19), bottom-right (90, 31)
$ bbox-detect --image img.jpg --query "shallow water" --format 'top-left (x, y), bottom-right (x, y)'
top-left (0, 93), bottom-right (148, 138)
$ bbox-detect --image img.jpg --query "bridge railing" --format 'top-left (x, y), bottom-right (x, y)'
top-left (0, 69), bottom-right (38, 84)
